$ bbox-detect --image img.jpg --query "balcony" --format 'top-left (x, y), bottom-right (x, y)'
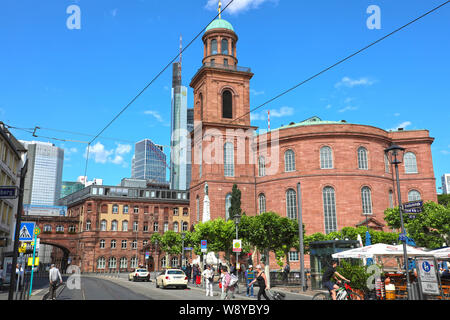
top-left (194, 62), bottom-right (252, 77)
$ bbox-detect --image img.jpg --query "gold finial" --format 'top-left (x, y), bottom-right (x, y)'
top-left (218, 1), bottom-right (222, 19)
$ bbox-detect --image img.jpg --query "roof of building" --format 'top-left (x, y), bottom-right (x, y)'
top-left (205, 18), bottom-right (235, 32)
top-left (276, 116), bottom-right (347, 131)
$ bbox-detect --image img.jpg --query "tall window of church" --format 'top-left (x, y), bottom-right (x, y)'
top-left (286, 189), bottom-right (297, 220)
top-left (361, 186), bottom-right (373, 215)
top-left (389, 190), bottom-right (394, 208)
top-left (211, 39), bottom-right (218, 55)
top-left (224, 142), bottom-right (234, 177)
top-left (225, 193), bottom-right (232, 220)
top-left (258, 156), bottom-right (266, 177)
top-left (221, 39), bottom-right (229, 55)
top-left (199, 93), bottom-right (204, 121)
top-left (258, 194), bottom-right (266, 214)
top-left (320, 146), bottom-right (333, 169)
top-left (284, 149), bottom-right (296, 172)
top-left (404, 152), bottom-right (418, 173)
top-left (384, 154), bottom-right (390, 173)
top-left (222, 90), bottom-right (233, 119)
top-left (323, 186), bottom-right (337, 234)
top-left (408, 190), bottom-right (421, 201)
top-left (357, 147), bottom-right (369, 170)
top-left (196, 196), bottom-right (200, 222)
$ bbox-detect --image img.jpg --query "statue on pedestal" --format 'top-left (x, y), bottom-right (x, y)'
top-left (202, 182), bottom-right (211, 223)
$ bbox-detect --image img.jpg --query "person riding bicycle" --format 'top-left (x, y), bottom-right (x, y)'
top-left (322, 260), bottom-right (350, 300)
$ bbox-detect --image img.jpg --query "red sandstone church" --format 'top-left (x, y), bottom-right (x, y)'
top-left (188, 17), bottom-right (437, 237)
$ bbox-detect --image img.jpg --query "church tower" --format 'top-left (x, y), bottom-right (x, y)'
top-left (189, 10), bottom-right (257, 223)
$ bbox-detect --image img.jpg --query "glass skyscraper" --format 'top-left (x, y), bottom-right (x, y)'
top-left (131, 139), bottom-right (166, 184)
top-left (21, 141), bottom-right (64, 206)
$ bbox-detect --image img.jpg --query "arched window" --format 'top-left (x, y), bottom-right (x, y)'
top-left (173, 222), bottom-right (179, 233)
top-left (119, 257), bottom-right (128, 269)
top-left (385, 154), bottom-right (390, 173)
top-left (111, 220), bottom-right (118, 231)
top-left (224, 142), bottom-right (234, 177)
top-left (130, 257), bottom-right (138, 269)
top-left (221, 38), bottom-right (229, 54)
top-left (133, 221), bottom-right (138, 232)
top-left (164, 222), bottom-right (168, 232)
top-left (211, 39), bottom-right (218, 55)
top-left (389, 190), bottom-right (394, 208)
top-left (111, 240), bottom-right (116, 249)
top-left (112, 204), bottom-right (119, 214)
top-left (161, 256), bottom-right (167, 268)
top-left (108, 257), bottom-right (117, 269)
top-left (358, 147), bottom-right (369, 170)
top-left (225, 193), bottom-right (232, 220)
top-left (99, 240), bottom-right (105, 249)
top-left (404, 152), bottom-right (418, 173)
top-left (132, 240), bottom-right (137, 249)
top-left (122, 220), bottom-right (128, 232)
top-left (320, 146), bottom-right (333, 169)
top-left (222, 90), bottom-right (233, 119)
top-left (408, 190), bottom-right (421, 201)
top-left (171, 257), bottom-right (179, 268)
top-left (199, 93), bottom-right (204, 121)
top-left (86, 220), bottom-right (91, 231)
top-left (44, 224), bottom-right (52, 232)
top-left (258, 194), bottom-right (266, 214)
top-left (100, 220), bottom-right (107, 231)
top-left (182, 221), bottom-right (189, 232)
top-left (286, 189), bottom-right (297, 220)
top-left (284, 150), bottom-right (296, 172)
top-left (97, 257), bottom-right (106, 269)
top-left (323, 187), bottom-right (337, 234)
top-left (123, 205), bottom-right (129, 214)
top-left (361, 187), bottom-right (373, 214)
top-left (258, 156), bottom-right (266, 177)
top-left (56, 225), bottom-right (64, 232)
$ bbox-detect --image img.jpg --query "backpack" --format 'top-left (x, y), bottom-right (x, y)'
top-left (229, 273), bottom-right (239, 287)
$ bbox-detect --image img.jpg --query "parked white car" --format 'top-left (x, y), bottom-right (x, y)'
top-left (156, 269), bottom-right (188, 289)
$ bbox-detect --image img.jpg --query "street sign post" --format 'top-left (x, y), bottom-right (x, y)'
top-left (18, 222), bottom-right (35, 242)
top-left (201, 240), bottom-right (207, 253)
top-left (416, 256), bottom-right (443, 298)
top-left (0, 186), bottom-right (18, 199)
top-left (29, 225), bottom-right (39, 296)
top-left (233, 239), bottom-right (242, 253)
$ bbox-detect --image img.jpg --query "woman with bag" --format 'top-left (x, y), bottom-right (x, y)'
top-left (248, 265), bottom-right (270, 300)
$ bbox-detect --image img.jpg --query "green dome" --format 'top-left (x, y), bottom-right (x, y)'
top-left (205, 19), bottom-right (234, 32)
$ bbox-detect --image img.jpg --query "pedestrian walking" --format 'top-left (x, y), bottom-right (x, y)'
top-left (48, 264), bottom-right (62, 300)
top-left (248, 265), bottom-right (270, 300)
top-left (192, 264), bottom-right (198, 285)
top-left (202, 265), bottom-right (214, 297)
top-left (220, 266), bottom-right (235, 300)
top-left (245, 265), bottom-right (255, 297)
top-left (283, 263), bottom-right (290, 283)
top-left (186, 264), bottom-right (192, 282)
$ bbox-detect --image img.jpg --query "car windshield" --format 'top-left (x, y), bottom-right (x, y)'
top-left (167, 270), bottom-right (184, 275)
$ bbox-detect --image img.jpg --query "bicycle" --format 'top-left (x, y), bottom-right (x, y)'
top-left (312, 281), bottom-right (363, 300)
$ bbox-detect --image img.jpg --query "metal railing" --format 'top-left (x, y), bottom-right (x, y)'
top-left (198, 62), bottom-right (252, 74)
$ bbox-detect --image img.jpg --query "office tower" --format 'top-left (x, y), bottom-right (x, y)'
top-left (131, 139), bottom-right (166, 184)
top-left (442, 174), bottom-right (450, 194)
top-left (170, 61), bottom-right (189, 190)
top-left (20, 141), bottom-right (64, 206)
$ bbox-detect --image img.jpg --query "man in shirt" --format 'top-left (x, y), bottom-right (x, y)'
top-left (245, 265), bottom-right (255, 297)
top-left (202, 264), bottom-right (214, 297)
top-left (322, 260), bottom-right (350, 300)
top-left (48, 264), bottom-right (63, 300)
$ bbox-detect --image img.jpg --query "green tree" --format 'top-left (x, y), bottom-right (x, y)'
top-left (384, 201), bottom-right (450, 249)
top-left (228, 184), bottom-right (242, 220)
top-left (438, 194), bottom-right (450, 207)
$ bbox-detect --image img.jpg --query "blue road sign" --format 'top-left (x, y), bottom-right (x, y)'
top-left (18, 222), bottom-right (35, 241)
top-left (0, 186), bottom-right (18, 199)
top-left (201, 240), bottom-right (207, 250)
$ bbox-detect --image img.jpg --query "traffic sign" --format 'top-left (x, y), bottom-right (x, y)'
top-left (184, 247), bottom-right (193, 251)
top-left (18, 222), bottom-right (35, 241)
top-left (0, 186), bottom-right (18, 199)
top-left (201, 240), bottom-right (207, 253)
top-left (417, 257), bottom-right (441, 295)
top-left (233, 239), bottom-right (242, 253)
top-left (34, 226), bottom-right (41, 236)
top-left (27, 257), bottom-right (39, 267)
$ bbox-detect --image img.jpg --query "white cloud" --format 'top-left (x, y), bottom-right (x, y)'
top-left (250, 89), bottom-right (265, 96)
top-left (386, 121), bottom-right (412, 132)
top-left (205, 0), bottom-right (276, 15)
top-left (338, 106), bottom-right (358, 113)
top-left (335, 77), bottom-right (376, 88)
top-left (251, 106), bottom-right (294, 121)
top-left (394, 113), bottom-right (401, 117)
top-left (144, 110), bottom-right (164, 123)
top-left (84, 142), bottom-right (131, 166)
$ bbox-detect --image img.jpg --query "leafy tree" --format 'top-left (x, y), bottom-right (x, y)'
top-left (438, 194), bottom-right (450, 207)
top-left (384, 201), bottom-right (450, 249)
top-left (228, 184), bottom-right (242, 221)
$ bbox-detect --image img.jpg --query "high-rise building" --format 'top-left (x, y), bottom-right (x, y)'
top-left (131, 139), bottom-right (166, 184)
top-left (20, 141), bottom-right (64, 206)
top-left (442, 174), bottom-right (450, 194)
top-left (170, 61), bottom-right (190, 190)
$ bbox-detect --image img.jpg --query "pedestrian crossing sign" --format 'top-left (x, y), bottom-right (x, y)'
top-left (18, 222), bottom-right (35, 241)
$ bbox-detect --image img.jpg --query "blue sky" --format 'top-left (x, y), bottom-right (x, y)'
top-left (1, 0), bottom-right (449, 191)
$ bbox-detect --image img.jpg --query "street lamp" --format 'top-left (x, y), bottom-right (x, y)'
top-left (385, 143), bottom-right (412, 299)
top-left (181, 232), bottom-right (186, 268)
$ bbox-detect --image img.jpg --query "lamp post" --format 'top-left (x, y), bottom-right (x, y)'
top-left (155, 240), bottom-right (159, 273)
top-left (233, 213), bottom-right (241, 269)
top-left (385, 144), bottom-right (412, 300)
top-left (181, 232), bottom-right (186, 268)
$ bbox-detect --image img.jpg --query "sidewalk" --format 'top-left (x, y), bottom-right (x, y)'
top-left (0, 275), bottom-right (67, 301)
